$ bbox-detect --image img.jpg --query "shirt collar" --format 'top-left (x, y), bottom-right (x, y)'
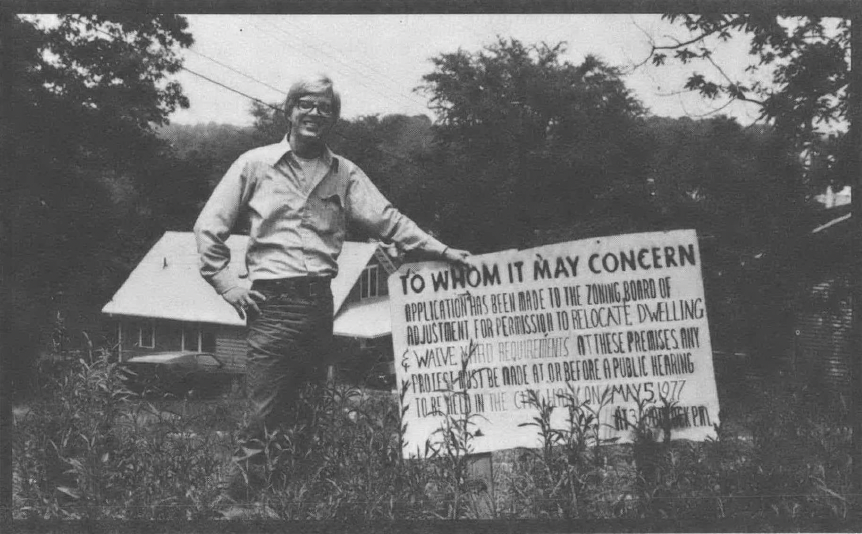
top-left (265, 136), bottom-right (336, 168)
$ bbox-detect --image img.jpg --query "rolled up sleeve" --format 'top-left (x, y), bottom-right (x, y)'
top-left (193, 157), bottom-right (249, 294)
top-left (345, 166), bottom-right (446, 256)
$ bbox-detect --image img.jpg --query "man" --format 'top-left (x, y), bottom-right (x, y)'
top-left (194, 74), bottom-right (470, 490)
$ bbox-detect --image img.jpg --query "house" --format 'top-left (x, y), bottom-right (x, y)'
top-left (102, 231), bottom-right (399, 374)
top-left (814, 185), bottom-right (851, 209)
top-left (788, 205), bottom-right (854, 393)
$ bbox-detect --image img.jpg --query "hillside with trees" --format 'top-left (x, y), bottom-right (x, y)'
top-left (3, 18), bottom-right (834, 394)
top-left (165, 39), bottom-right (812, 354)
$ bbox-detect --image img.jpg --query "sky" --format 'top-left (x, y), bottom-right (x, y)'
top-left (169, 14), bottom-right (768, 127)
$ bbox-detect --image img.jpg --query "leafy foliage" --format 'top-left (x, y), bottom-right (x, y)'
top-left (2, 14), bottom-right (193, 397)
top-left (12, 343), bottom-right (857, 524)
top-left (419, 38), bottom-right (646, 252)
top-left (13, 352), bottom-right (229, 519)
top-left (156, 122), bottom-right (261, 215)
top-left (648, 14), bottom-right (850, 187)
top-left (634, 116), bottom-right (806, 352)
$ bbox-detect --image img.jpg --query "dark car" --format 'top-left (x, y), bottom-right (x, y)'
top-left (121, 351), bottom-right (234, 398)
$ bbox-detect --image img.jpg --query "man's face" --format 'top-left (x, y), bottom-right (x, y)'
top-left (289, 94), bottom-right (335, 142)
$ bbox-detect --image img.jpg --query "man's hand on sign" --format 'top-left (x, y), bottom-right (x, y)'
top-left (442, 247), bottom-right (473, 269)
top-left (222, 287), bottom-right (266, 320)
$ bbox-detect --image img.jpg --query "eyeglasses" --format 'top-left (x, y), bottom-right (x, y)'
top-left (296, 100), bottom-right (334, 116)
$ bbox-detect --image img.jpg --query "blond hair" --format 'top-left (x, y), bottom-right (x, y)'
top-left (284, 74), bottom-right (341, 123)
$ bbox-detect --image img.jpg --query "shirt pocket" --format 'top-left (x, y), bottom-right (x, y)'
top-left (307, 190), bottom-right (345, 237)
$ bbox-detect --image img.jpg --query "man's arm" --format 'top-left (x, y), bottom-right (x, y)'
top-left (345, 165), bottom-right (471, 266)
top-left (193, 157), bottom-right (249, 295)
top-left (194, 157), bottom-right (267, 319)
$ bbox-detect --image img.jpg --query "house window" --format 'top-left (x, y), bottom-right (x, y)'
top-left (360, 265), bottom-right (379, 299)
top-left (379, 271), bottom-right (389, 296)
top-left (201, 331), bottom-right (216, 353)
top-left (182, 326), bottom-right (199, 351)
top-left (139, 322), bottom-right (155, 348)
top-left (182, 326), bottom-right (216, 353)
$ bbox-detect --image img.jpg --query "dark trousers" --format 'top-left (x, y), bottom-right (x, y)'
top-left (241, 276), bottom-right (334, 448)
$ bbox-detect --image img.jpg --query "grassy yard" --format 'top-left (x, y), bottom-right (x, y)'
top-left (11, 352), bottom-right (860, 526)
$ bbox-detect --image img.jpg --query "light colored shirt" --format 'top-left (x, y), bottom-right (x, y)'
top-left (194, 137), bottom-right (446, 294)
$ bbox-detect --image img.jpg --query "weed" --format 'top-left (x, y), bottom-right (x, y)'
top-left (12, 337), bottom-right (859, 524)
top-left (13, 351), bottom-right (231, 519)
top-left (423, 341), bottom-right (492, 519)
top-left (515, 384), bottom-right (617, 519)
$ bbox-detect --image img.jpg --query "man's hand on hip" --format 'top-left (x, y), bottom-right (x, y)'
top-left (222, 287), bottom-right (267, 320)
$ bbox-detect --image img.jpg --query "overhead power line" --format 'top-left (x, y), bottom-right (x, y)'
top-left (249, 17), bottom-right (426, 115)
top-left (278, 17), bottom-right (429, 110)
top-left (182, 67), bottom-right (416, 164)
top-left (181, 66), bottom-right (282, 112)
top-left (186, 47), bottom-right (288, 97)
top-left (91, 24), bottom-right (418, 164)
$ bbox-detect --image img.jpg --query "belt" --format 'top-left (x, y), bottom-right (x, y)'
top-left (252, 276), bottom-right (332, 298)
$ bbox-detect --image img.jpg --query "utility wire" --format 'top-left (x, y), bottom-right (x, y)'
top-left (186, 47), bottom-right (288, 97)
top-left (268, 17), bottom-right (426, 110)
top-left (180, 66), bottom-right (282, 112)
top-left (278, 17), bottom-right (428, 110)
top-left (183, 67), bottom-right (416, 164)
top-left (250, 17), bottom-right (425, 114)
top-left (188, 19), bottom-right (423, 111)
top-left (91, 24), bottom-right (418, 164)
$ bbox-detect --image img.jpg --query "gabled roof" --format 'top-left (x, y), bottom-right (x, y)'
top-left (332, 297), bottom-right (391, 339)
top-left (102, 231), bottom-right (379, 326)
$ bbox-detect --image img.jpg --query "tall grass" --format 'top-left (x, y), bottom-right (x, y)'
top-left (12, 346), bottom-right (858, 524)
top-left (13, 352), bottom-right (231, 519)
top-left (421, 341), bottom-right (493, 519)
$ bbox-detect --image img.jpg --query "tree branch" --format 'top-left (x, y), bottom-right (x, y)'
top-left (650, 19), bottom-right (738, 52)
top-left (703, 54), bottom-right (767, 107)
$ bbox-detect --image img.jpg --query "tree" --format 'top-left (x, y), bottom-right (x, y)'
top-left (249, 100), bottom-right (289, 146)
top-left (643, 13), bottom-right (854, 339)
top-left (647, 12), bottom-right (862, 491)
top-left (331, 114), bottom-right (438, 232)
top-left (645, 14), bottom-right (850, 190)
top-left (1, 14), bottom-right (193, 397)
top-left (157, 122), bottom-right (261, 224)
top-left (639, 115), bottom-right (805, 352)
top-left (419, 38), bottom-right (646, 251)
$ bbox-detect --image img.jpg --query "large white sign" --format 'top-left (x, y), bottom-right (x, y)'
top-left (389, 230), bottom-right (720, 456)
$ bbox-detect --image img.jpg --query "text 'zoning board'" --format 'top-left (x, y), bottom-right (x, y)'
top-left (389, 230), bottom-right (720, 457)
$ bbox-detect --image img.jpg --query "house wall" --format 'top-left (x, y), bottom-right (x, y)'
top-left (119, 320), bottom-right (157, 360)
top-left (792, 272), bottom-right (852, 392)
top-left (216, 327), bottom-right (247, 372)
top-left (333, 334), bottom-right (394, 386)
top-left (115, 315), bottom-right (390, 379)
top-left (116, 318), bottom-right (218, 363)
